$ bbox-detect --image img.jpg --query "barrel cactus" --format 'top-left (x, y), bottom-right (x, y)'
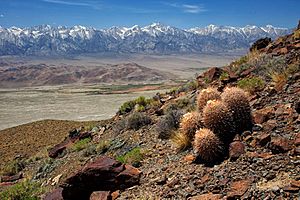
top-left (179, 111), bottom-right (203, 139)
top-left (197, 87), bottom-right (221, 111)
top-left (193, 128), bottom-right (225, 163)
top-left (221, 87), bottom-right (252, 134)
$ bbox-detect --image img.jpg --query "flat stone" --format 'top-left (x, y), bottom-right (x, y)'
top-left (89, 191), bottom-right (111, 200)
top-left (257, 133), bottom-right (271, 146)
top-left (229, 141), bottom-right (245, 161)
top-left (227, 179), bottom-right (251, 198)
top-left (190, 193), bottom-right (222, 200)
top-left (269, 137), bottom-right (292, 154)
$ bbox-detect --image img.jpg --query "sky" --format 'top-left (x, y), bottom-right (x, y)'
top-left (0, 0), bottom-right (299, 29)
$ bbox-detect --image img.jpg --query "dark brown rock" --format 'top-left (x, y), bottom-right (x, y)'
top-left (252, 107), bottom-right (274, 124)
top-left (229, 141), bottom-right (245, 161)
top-left (294, 134), bottom-right (300, 146)
top-left (90, 191), bottom-right (111, 200)
top-left (269, 137), bottom-right (292, 154)
top-left (250, 37), bottom-right (272, 51)
top-left (197, 67), bottom-right (223, 84)
top-left (257, 133), bottom-right (271, 146)
top-left (227, 179), bottom-right (251, 198)
top-left (43, 188), bottom-right (64, 200)
top-left (295, 101), bottom-right (300, 114)
top-left (60, 156), bottom-right (141, 200)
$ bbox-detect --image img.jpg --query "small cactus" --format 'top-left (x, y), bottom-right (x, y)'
top-left (197, 87), bottom-right (221, 111)
top-left (179, 111), bottom-right (203, 139)
top-left (202, 100), bottom-right (236, 141)
top-left (221, 87), bottom-right (252, 134)
top-left (193, 128), bottom-right (225, 163)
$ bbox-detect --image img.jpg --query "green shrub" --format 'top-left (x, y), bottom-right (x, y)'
top-left (126, 112), bottom-right (151, 130)
top-left (82, 145), bottom-right (97, 157)
top-left (219, 71), bottom-right (229, 80)
top-left (117, 147), bottom-right (144, 167)
top-left (119, 100), bottom-right (136, 114)
top-left (135, 104), bottom-right (145, 112)
top-left (237, 77), bottom-right (265, 94)
top-left (72, 137), bottom-right (91, 152)
top-left (135, 96), bottom-right (147, 106)
top-left (0, 180), bottom-right (42, 200)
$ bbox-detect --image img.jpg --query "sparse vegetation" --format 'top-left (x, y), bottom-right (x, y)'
top-left (72, 137), bottom-right (92, 152)
top-left (96, 140), bottom-right (111, 154)
top-left (117, 147), bottom-right (144, 167)
top-left (1, 159), bottom-right (25, 176)
top-left (126, 112), bottom-right (151, 130)
top-left (0, 180), bottom-right (42, 200)
top-left (171, 131), bottom-right (191, 151)
top-left (219, 71), bottom-right (229, 80)
top-left (156, 109), bottom-right (183, 139)
top-left (237, 77), bottom-right (265, 94)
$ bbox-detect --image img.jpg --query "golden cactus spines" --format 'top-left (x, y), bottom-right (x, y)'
top-left (193, 128), bottom-right (225, 163)
top-left (179, 111), bottom-right (203, 139)
top-left (202, 100), bottom-right (236, 141)
top-left (221, 87), bottom-right (252, 134)
top-left (197, 87), bottom-right (221, 111)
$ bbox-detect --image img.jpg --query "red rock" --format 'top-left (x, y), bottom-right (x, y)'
top-left (43, 187), bottom-right (64, 200)
top-left (197, 67), bottom-right (223, 83)
top-left (257, 133), bottom-right (271, 146)
top-left (60, 156), bottom-right (141, 200)
top-left (191, 193), bottom-right (222, 200)
top-left (283, 186), bottom-right (299, 192)
top-left (269, 137), bottom-right (292, 154)
top-left (229, 141), bottom-right (245, 161)
top-left (227, 179), bottom-right (251, 198)
top-left (253, 107), bottom-right (274, 124)
top-left (250, 37), bottom-right (271, 51)
top-left (184, 154), bottom-right (196, 163)
top-left (110, 190), bottom-right (120, 200)
top-left (90, 191), bottom-right (111, 200)
top-left (0, 173), bottom-right (23, 183)
top-left (279, 47), bottom-right (288, 54)
top-left (291, 180), bottom-right (300, 188)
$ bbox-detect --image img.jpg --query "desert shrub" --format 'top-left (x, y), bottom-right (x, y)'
top-left (135, 96), bottom-right (147, 106)
top-left (119, 100), bottom-right (136, 114)
top-left (293, 29), bottom-right (300, 40)
top-left (96, 140), bottom-right (111, 154)
top-left (0, 180), bottom-right (42, 200)
top-left (219, 71), bottom-right (229, 80)
top-left (135, 104), bottom-right (145, 112)
top-left (231, 55), bottom-right (249, 67)
top-left (112, 118), bottom-right (126, 133)
top-left (237, 77), bottom-right (265, 94)
top-left (175, 98), bottom-right (190, 109)
top-left (72, 137), bottom-right (91, 152)
top-left (82, 145), bottom-right (97, 157)
top-left (156, 109), bottom-right (184, 139)
top-left (171, 131), bottom-right (191, 151)
top-left (126, 112), bottom-right (151, 130)
top-left (117, 147), bottom-right (144, 167)
top-left (1, 159), bottom-right (25, 176)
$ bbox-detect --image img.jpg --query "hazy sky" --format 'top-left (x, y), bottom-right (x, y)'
top-left (0, 0), bottom-right (299, 28)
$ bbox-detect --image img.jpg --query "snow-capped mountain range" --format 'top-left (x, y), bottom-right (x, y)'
top-left (0, 23), bottom-right (292, 56)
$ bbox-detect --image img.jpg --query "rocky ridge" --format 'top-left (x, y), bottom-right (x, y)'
top-left (0, 23), bottom-right (291, 56)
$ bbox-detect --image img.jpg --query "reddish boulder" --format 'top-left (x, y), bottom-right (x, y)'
top-left (269, 137), bottom-right (292, 154)
top-left (250, 37), bottom-right (271, 51)
top-left (257, 133), bottom-right (271, 146)
top-left (60, 156), bottom-right (141, 200)
top-left (294, 133), bottom-right (300, 146)
top-left (229, 141), bottom-right (245, 161)
top-left (197, 67), bottom-right (223, 84)
top-left (252, 107), bottom-right (274, 124)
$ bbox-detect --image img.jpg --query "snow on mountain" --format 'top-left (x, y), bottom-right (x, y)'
top-left (0, 23), bottom-right (292, 56)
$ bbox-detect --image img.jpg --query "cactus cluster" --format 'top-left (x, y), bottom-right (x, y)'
top-left (202, 100), bottom-right (236, 141)
top-left (176, 86), bottom-right (252, 164)
top-left (196, 87), bottom-right (221, 111)
top-left (179, 111), bottom-right (203, 140)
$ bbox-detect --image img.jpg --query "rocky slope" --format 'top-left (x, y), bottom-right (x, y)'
top-left (0, 23), bottom-right (291, 56)
top-left (0, 22), bottom-right (299, 199)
